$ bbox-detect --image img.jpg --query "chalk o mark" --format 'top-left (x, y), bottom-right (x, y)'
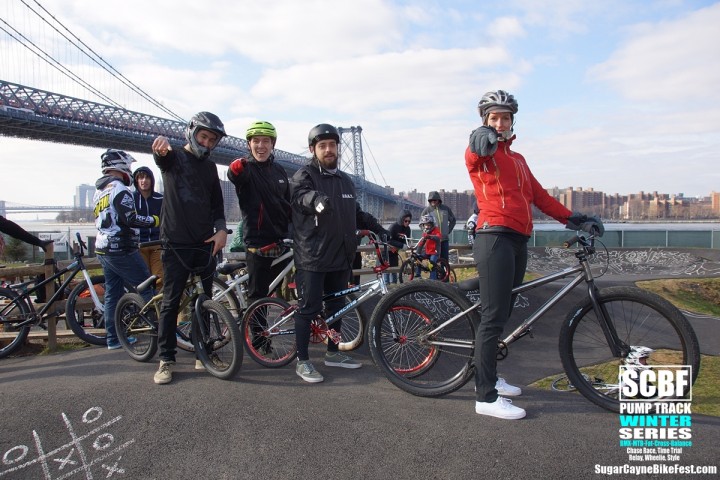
top-left (3, 445), bottom-right (29, 465)
top-left (82, 406), bottom-right (103, 424)
top-left (93, 433), bottom-right (114, 451)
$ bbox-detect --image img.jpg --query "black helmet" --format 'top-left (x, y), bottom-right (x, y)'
top-left (308, 123), bottom-right (340, 147)
top-left (185, 111), bottom-right (226, 159)
top-left (428, 191), bottom-right (442, 202)
top-left (477, 90), bottom-right (519, 120)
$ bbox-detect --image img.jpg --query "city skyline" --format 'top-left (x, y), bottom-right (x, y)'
top-left (2, 182), bottom-right (718, 223)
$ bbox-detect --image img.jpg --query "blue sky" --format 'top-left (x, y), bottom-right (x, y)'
top-left (1, 0), bottom-right (719, 212)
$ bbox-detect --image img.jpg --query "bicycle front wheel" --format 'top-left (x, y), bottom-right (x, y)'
top-left (559, 286), bottom-right (701, 413)
top-left (115, 293), bottom-right (158, 362)
top-left (0, 287), bottom-right (31, 359)
top-left (368, 280), bottom-right (477, 397)
top-left (211, 277), bottom-right (242, 321)
top-left (65, 275), bottom-right (107, 346)
top-left (193, 299), bottom-right (242, 380)
top-left (242, 298), bottom-right (296, 367)
top-left (324, 293), bottom-right (366, 351)
top-left (398, 259), bottom-right (416, 283)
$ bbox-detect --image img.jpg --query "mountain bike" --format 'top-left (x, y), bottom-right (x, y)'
top-left (1, 233), bottom-right (112, 358)
top-left (398, 237), bottom-right (455, 283)
top-left (367, 230), bottom-right (700, 413)
top-left (114, 241), bottom-right (242, 380)
top-left (240, 231), bottom-right (390, 367)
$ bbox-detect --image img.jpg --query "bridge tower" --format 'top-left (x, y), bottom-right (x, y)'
top-left (337, 126), bottom-right (382, 219)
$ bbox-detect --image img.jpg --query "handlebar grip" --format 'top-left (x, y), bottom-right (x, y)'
top-left (259, 242), bottom-right (278, 253)
top-left (563, 236), bottom-right (580, 249)
top-left (139, 240), bottom-right (164, 248)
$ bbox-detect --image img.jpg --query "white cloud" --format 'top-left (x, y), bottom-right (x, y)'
top-left (588, 3), bottom-right (720, 104)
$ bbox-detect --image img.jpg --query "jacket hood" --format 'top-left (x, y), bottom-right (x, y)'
top-left (95, 174), bottom-right (120, 190)
top-left (428, 191), bottom-right (442, 203)
top-left (397, 211), bottom-right (412, 224)
top-left (133, 166), bottom-right (155, 191)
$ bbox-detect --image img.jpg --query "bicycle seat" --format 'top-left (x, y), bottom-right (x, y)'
top-left (217, 261), bottom-right (246, 275)
top-left (456, 277), bottom-right (480, 292)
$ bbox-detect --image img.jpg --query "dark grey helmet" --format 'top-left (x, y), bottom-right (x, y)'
top-left (477, 90), bottom-right (519, 120)
top-left (185, 111), bottom-right (226, 159)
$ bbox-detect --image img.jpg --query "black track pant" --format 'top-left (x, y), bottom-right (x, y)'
top-left (472, 231), bottom-right (528, 403)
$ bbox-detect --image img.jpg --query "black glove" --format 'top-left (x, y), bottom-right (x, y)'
top-left (581, 216), bottom-right (605, 236)
top-left (313, 194), bottom-right (332, 215)
top-left (566, 212), bottom-right (605, 237)
top-left (565, 212), bottom-right (587, 231)
top-left (469, 126), bottom-right (499, 156)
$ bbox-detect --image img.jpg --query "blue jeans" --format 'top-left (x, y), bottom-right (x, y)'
top-left (98, 251), bottom-right (152, 347)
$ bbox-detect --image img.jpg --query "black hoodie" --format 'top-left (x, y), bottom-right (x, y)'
top-left (132, 166), bottom-right (163, 242)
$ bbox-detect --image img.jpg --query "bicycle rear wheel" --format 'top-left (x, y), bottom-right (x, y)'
top-left (115, 293), bottom-right (158, 362)
top-left (65, 276), bottom-right (107, 346)
top-left (193, 298), bottom-right (242, 380)
top-left (559, 286), bottom-right (701, 413)
top-left (0, 287), bottom-right (31, 359)
top-left (368, 280), bottom-right (477, 397)
top-left (242, 298), bottom-right (296, 367)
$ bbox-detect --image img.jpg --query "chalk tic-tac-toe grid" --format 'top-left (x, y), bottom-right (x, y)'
top-left (1, 406), bottom-right (135, 479)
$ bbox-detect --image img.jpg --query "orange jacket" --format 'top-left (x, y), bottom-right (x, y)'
top-left (465, 137), bottom-right (571, 236)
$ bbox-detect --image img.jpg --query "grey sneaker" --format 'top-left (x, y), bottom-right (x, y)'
top-left (324, 352), bottom-right (362, 369)
top-left (296, 360), bottom-right (324, 383)
top-left (154, 360), bottom-right (174, 385)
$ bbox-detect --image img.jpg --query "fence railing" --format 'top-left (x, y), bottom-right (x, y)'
top-left (438, 228), bottom-right (720, 249)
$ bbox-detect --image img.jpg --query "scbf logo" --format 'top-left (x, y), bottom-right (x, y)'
top-left (619, 365), bottom-right (693, 401)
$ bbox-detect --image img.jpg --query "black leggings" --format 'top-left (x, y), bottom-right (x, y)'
top-left (472, 231), bottom-right (528, 402)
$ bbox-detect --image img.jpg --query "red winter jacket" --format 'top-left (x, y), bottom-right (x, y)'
top-left (465, 137), bottom-right (571, 236)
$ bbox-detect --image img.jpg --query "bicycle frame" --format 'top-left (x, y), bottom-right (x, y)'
top-left (217, 247), bottom-right (295, 310)
top-left (1, 235), bottom-right (103, 328)
top-left (419, 235), bottom-right (625, 357)
top-left (259, 233), bottom-right (391, 337)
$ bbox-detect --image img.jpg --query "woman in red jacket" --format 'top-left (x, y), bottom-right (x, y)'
top-left (465, 90), bottom-right (602, 420)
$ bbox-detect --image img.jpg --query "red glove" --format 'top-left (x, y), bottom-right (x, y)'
top-left (230, 158), bottom-right (247, 176)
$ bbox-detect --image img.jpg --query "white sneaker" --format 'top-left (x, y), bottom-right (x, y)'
top-left (195, 359), bottom-right (205, 370)
top-left (475, 397), bottom-right (526, 420)
top-left (495, 377), bottom-right (522, 396)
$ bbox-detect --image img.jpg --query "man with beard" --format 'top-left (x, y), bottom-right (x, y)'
top-left (290, 123), bottom-right (379, 383)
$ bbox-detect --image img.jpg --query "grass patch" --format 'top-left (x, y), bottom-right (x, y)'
top-left (531, 354), bottom-right (719, 417)
top-left (636, 277), bottom-right (720, 316)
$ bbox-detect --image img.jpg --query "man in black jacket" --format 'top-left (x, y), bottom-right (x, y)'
top-left (290, 123), bottom-right (377, 383)
top-left (150, 111), bottom-right (229, 385)
top-left (228, 121), bottom-right (291, 303)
